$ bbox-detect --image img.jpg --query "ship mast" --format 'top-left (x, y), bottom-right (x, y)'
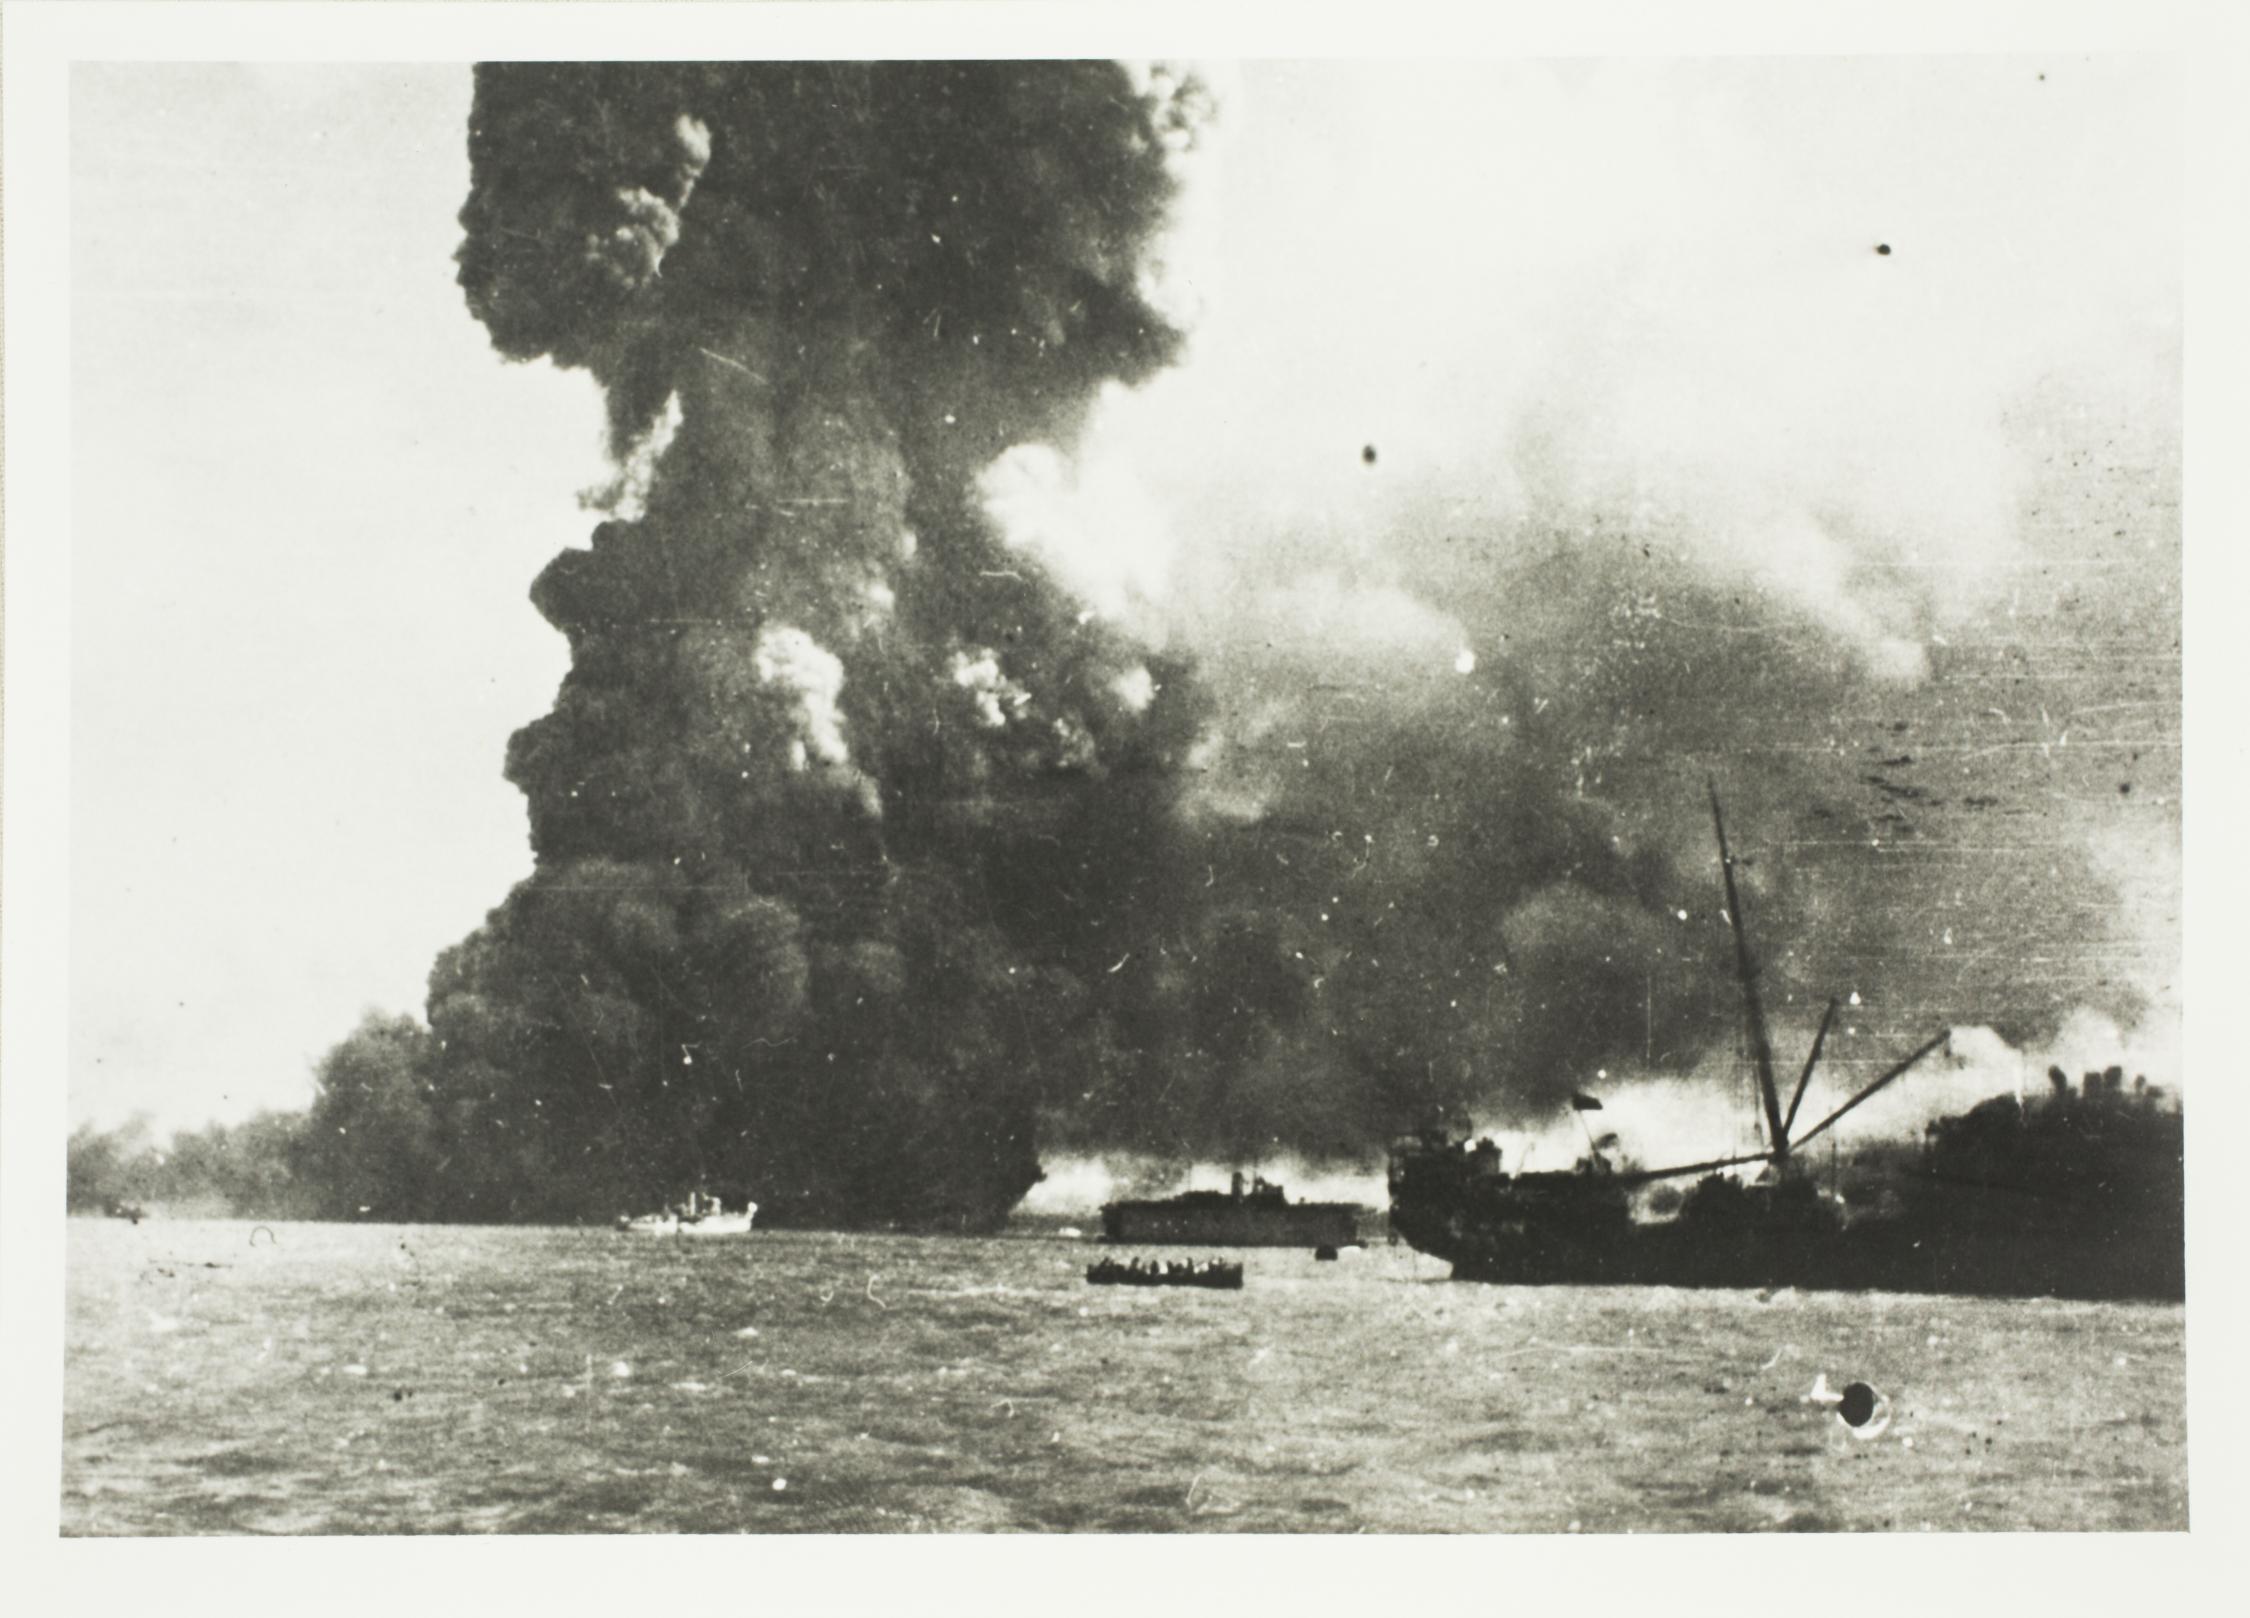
top-left (1555, 782), bottom-right (1945, 1191)
top-left (1710, 782), bottom-right (1791, 1164)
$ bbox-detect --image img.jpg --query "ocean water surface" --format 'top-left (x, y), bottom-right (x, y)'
top-left (62, 1219), bottom-right (2186, 1534)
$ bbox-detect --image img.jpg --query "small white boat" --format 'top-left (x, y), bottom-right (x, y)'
top-left (616, 1191), bottom-right (757, 1236)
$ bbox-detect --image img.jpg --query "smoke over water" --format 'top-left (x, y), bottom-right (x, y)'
top-left (352, 61), bottom-right (2174, 1225)
top-left (411, 63), bottom-right (1220, 1224)
top-left (1004, 59), bottom-right (2178, 1172)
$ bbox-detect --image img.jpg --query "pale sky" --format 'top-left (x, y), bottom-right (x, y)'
top-left (68, 58), bottom-right (2182, 1130)
top-left (72, 65), bottom-right (606, 1126)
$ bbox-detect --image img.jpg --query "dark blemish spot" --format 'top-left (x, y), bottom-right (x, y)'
top-left (2119, 782), bottom-right (2132, 795)
top-left (1838, 1381), bottom-right (1880, 1427)
top-left (1362, 445), bottom-right (1377, 465)
top-left (1875, 244), bottom-right (1892, 256)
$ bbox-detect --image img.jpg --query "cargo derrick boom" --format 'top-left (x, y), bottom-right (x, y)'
top-left (1709, 781), bottom-right (1791, 1164)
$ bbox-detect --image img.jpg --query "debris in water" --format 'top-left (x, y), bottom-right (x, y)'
top-left (1806, 1372), bottom-right (1892, 1438)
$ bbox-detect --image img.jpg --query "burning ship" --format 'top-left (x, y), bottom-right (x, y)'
top-left (1386, 787), bottom-right (2184, 1301)
top-left (1102, 1171), bottom-right (1363, 1249)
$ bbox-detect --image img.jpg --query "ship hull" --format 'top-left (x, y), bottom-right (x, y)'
top-left (1390, 1081), bottom-right (2185, 1301)
top-left (1410, 1215), bottom-right (2183, 1301)
top-left (616, 1206), bottom-right (757, 1237)
top-left (1086, 1261), bottom-right (1245, 1290)
top-left (1100, 1201), bottom-right (1360, 1248)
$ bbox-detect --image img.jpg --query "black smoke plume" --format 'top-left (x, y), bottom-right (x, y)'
top-left (412, 63), bottom-right (1214, 1225)
top-left (324, 63), bottom-right (2169, 1227)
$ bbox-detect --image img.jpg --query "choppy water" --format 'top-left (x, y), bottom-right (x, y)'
top-left (62, 1219), bottom-right (2186, 1533)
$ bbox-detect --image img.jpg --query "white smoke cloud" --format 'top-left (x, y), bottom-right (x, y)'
top-left (582, 114), bottom-right (711, 296)
top-left (949, 645), bottom-right (1029, 730)
top-left (582, 389), bottom-right (683, 520)
top-left (1034, 59), bottom-right (2180, 1060)
top-left (1121, 60), bottom-right (1235, 335)
top-left (752, 624), bottom-right (850, 771)
top-left (1076, 58), bottom-right (2178, 682)
top-left (1489, 997), bottom-right (2183, 1183)
top-left (1226, 571), bottom-right (1468, 681)
top-left (669, 112), bottom-right (712, 176)
top-left (976, 433), bottom-right (1177, 624)
top-left (1109, 664), bottom-right (1157, 713)
top-left (1020, 1151), bottom-right (1387, 1217)
top-left (1948, 1005), bottom-right (2183, 1105)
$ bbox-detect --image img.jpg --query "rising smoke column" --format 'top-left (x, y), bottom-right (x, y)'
top-left (423, 63), bottom-right (1213, 1225)
top-left (354, 61), bottom-right (2166, 1214)
top-left (1021, 58), bottom-right (2180, 1166)
top-left (1089, 394), bottom-right (2178, 1162)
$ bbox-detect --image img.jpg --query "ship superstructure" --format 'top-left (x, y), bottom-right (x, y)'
top-left (1102, 1171), bottom-right (1362, 1249)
